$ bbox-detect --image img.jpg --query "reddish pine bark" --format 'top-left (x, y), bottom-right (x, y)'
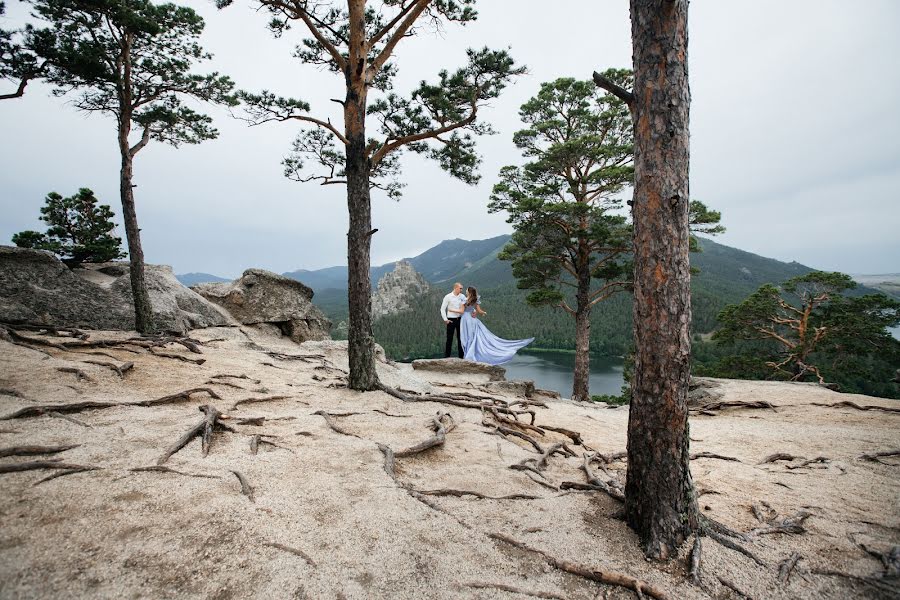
top-left (624, 0), bottom-right (700, 559)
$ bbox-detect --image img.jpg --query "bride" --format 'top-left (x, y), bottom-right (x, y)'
top-left (452, 286), bottom-right (533, 365)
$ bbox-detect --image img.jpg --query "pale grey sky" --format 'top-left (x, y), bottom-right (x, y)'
top-left (1, 1), bottom-right (898, 277)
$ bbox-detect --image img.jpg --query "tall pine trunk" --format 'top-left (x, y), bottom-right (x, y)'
top-left (117, 34), bottom-right (153, 334)
top-left (572, 252), bottom-right (592, 402)
top-left (344, 77), bottom-right (378, 391)
top-left (624, 0), bottom-right (699, 559)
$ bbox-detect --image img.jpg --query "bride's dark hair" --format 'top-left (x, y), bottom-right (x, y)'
top-left (466, 287), bottom-right (478, 307)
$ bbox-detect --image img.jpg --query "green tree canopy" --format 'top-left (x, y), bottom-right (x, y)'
top-left (714, 271), bottom-right (900, 383)
top-left (12, 188), bottom-right (125, 266)
top-left (0, 1), bottom-right (48, 99)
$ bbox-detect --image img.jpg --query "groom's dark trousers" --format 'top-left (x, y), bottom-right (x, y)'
top-left (445, 317), bottom-right (463, 358)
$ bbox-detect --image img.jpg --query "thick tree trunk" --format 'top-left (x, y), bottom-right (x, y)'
top-left (344, 81), bottom-right (378, 391)
top-left (572, 256), bottom-right (592, 403)
top-left (118, 145), bottom-right (153, 334)
top-left (624, 0), bottom-right (699, 559)
top-left (117, 35), bottom-right (153, 334)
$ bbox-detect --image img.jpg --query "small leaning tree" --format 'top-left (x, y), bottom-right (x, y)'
top-left (489, 73), bottom-right (722, 403)
top-left (12, 187), bottom-right (125, 266)
top-left (714, 271), bottom-right (900, 383)
top-left (220, 0), bottom-right (524, 391)
top-left (25, 0), bottom-right (236, 332)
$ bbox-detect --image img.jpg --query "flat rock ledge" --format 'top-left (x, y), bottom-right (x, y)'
top-left (411, 358), bottom-right (506, 382)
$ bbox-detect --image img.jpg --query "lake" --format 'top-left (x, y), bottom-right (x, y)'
top-left (503, 350), bottom-right (625, 399)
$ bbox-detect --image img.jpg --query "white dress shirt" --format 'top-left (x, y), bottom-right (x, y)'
top-left (440, 292), bottom-right (466, 320)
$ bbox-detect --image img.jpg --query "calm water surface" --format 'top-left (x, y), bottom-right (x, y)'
top-left (503, 350), bottom-right (624, 399)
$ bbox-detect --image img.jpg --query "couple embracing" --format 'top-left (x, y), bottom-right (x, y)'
top-left (440, 282), bottom-right (533, 365)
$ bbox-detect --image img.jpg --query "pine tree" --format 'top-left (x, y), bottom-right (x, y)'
top-left (12, 188), bottom-right (125, 266)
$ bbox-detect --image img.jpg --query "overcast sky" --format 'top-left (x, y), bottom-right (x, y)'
top-left (1, 1), bottom-right (898, 278)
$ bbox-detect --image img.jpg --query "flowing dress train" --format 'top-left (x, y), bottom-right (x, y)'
top-left (460, 305), bottom-right (533, 365)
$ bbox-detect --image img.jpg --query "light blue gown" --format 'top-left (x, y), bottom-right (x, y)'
top-left (460, 302), bottom-right (534, 365)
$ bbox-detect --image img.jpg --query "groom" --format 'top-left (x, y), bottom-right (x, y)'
top-left (440, 282), bottom-right (466, 358)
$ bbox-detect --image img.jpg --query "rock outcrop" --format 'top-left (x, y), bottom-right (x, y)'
top-left (0, 246), bottom-right (134, 330)
top-left (0, 246), bottom-right (231, 333)
top-left (193, 269), bottom-right (331, 343)
top-left (371, 260), bottom-right (429, 318)
top-left (83, 263), bottom-right (234, 333)
top-left (411, 357), bottom-right (506, 382)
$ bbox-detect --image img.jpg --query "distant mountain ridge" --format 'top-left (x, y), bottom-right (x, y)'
top-left (175, 272), bottom-right (231, 286)
top-left (280, 234), bottom-right (512, 292)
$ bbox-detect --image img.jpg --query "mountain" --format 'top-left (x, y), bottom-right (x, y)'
top-left (282, 234), bottom-right (512, 292)
top-left (175, 272), bottom-right (231, 286)
top-left (851, 273), bottom-right (900, 300)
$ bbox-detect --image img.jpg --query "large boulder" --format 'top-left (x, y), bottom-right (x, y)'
top-left (193, 269), bottom-right (331, 343)
top-left (0, 246), bottom-right (233, 333)
top-left (411, 357), bottom-right (507, 382)
top-left (0, 246), bottom-right (134, 329)
top-left (103, 264), bottom-right (235, 333)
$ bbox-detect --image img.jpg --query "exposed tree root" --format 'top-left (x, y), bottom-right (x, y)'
top-left (0, 444), bottom-right (79, 458)
top-left (691, 452), bottom-right (740, 462)
top-left (205, 379), bottom-right (246, 390)
top-left (148, 347), bottom-right (206, 365)
top-left (482, 414), bottom-right (545, 453)
top-left (395, 412), bottom-right (455, 458)
top-left (129, 465), bottom-right (221, 479)
top-left (785, 457), bottom-right (829, 470)
top-left (249, 434), bottom-right (293, 455)
top-left (266, 351), bottom-right (325, 362)
top-left (1, 387), bottom-right (222, 420)
top-left (235, 416), bottom-right (295, 426)
top-left (48, 412), bottom-right (92, 427)
top-left (539, 425), bottom-right (582, 445)
top-left (576, 453), bottom-right (625, 502)
top-left (811, 569), bottom-right (900, 596)
top-left (312, 410), bottom-right (361, 438)
top-left (265, 542), bottom-right (316, 566)
top-left (231, 470), bottom-right (255, 502)
top-left (759, 453), bottom-right (802, 464)
top-left (376, 443), bottom-right (471, 528)
top-left (595, 451), bottom-right (627, 464)
top-left (57, 367), bottom-right (94, 382)
top-left (157, 405), bottom-right (227, 464)
top-left (378, 383), bottom-right (536, 422)
top-left (511, 443), bottom-right (572, 480)
top-left (33, 465), bottom-right (100, 485)
top-left (488, 533), bottom-right (670, 600)
top-left (230, 395), bottom-right (293, 411)
top-left (717, 576), bottom-right (754, 599)
top-left (82, 359), bottom-right (134, 378)
top-left (858, 543), bottom-right (900, 578)
top-left (0, 387), bottom-right (25, 398)
top-left (691, 400), bottom-right (775, 413)
top-left (860, 449), bottom-right (900, 465)
top-left (0, 459), bottom-right (98, 476)
top-left (417, 488), bottom-right (540, 500)
top-left (703, 528), bottom-right (766, 567)
top-left (810, 400), bottom-right (900, 414)
top-left (211, 373), bottom-right (261, 384)
top-left (372, 409), bottom-right (412, 418)
top-left (751, 501), bottom-right (777, 523)
top-left (689, 535), bottom-right (702, 585)
top-left (464, 581), bottom-right (565, 599)
top-left (777, 552), bottom-right (802, 585)
top-left (702, 515), bottom-right (750, 542)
